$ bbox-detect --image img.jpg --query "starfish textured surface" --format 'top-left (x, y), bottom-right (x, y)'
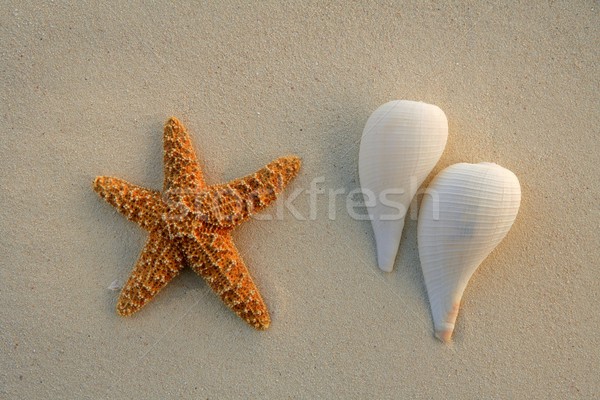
top-left (93, 117), bottom-right (301, 330)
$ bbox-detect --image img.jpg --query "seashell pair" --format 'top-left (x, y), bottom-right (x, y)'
top-left (358, 100), bottom-right (521, 342)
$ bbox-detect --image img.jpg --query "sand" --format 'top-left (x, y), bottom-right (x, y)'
top-left (1, 1), bottom-right (598, 398)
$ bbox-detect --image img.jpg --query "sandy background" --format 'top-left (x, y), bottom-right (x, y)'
top-left (1, 1), bottom-right (599, 398)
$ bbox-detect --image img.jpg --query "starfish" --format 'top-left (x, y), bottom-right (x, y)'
top-left (93, 117), bottom-right (301, 330)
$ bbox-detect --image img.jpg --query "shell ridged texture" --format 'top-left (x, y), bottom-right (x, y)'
top-left (359, 100), bottom-right (448, 272)
top-left (417, 162), bottom-right (521, 342)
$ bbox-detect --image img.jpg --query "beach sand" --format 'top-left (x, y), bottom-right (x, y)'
top-left (1, 1), bottom-right (598, 398)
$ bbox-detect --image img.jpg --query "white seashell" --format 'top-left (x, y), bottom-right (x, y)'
top-left (107, 279), bottom-right (122, 291)
top-left (417, 162), bottom-right (521, 342)
top-left (359, 100), bottom-right (448, 272)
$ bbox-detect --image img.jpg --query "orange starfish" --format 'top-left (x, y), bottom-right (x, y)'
top-left (93, 117), bottom-right (301, 330)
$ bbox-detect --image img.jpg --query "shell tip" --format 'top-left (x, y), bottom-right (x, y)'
top-left (375, 244), bottom-right (398, 272)
top-left (377, 262), bottom-right (394, 273)
top-left (434, 328), bottom-right (453, 343)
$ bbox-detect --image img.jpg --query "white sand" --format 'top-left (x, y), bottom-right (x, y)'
top-left (1, 1), bottom-right (598, 398)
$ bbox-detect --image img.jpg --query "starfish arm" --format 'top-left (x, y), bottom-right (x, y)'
top-left (179, 229), bottom-right (271, 330)
top-left (93, 176), bottom-right (165, 231)
top-left (117, 231), bottom-right (185, 316)
top-left (163, 117), bottom-right (206, 192)
top-left (194, 156), bottom-right (301, 228)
